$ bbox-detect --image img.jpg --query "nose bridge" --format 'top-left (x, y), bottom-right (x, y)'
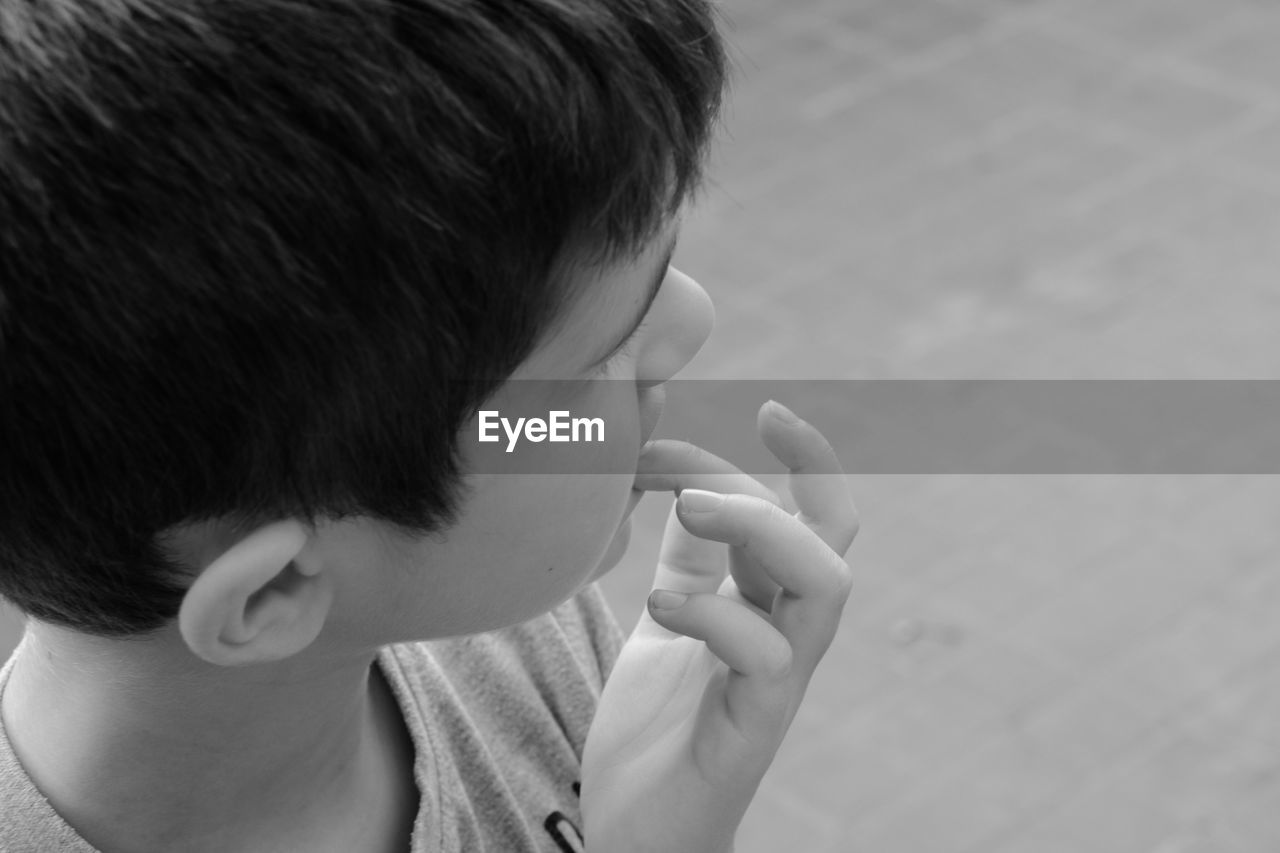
top-left (640, 267), bottom-right (715, 384)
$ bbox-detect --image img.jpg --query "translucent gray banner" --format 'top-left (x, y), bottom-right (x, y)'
top-left (459, 380), bottom-right (1280, 474)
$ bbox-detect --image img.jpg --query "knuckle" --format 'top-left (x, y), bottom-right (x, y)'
top-left (828, 558), bottom-right (855, 600)
top-left (763, 636), bottom-right (794, 679)
top-left (836, 509), bottom-right (860, 552)
top-left (726, 496), bottom-right (780, 548)
top-left (815, 433), bottom-right (840, 461)
top-left (806, 432), bottom-right (841, 470)
top-left (675, 441), bottom-right (705, 469)
top-left (732, 493), bottom-right (782, 523)
top-left (763, 499), bottom-right (792, 525)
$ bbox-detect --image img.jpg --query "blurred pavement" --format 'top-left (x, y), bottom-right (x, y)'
top-left (600, 1), bottom-right (1280, 851)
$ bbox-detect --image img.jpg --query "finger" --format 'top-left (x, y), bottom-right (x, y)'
top-left (651, 498), bottom-right (726, 598)
top-left (654, 492), bottom-right (779, 613)
top-left (715, 573), bottom-right (769, 620)
top-left (677, 490), bottom-right (853, 673)
top-left (758, 401), bottom-right (859, 556)
top-left (729, 545), bottom-right (780, 615)
top-left (635, 439), bottom-right (787, 611)
top-left (679, 492), bottom-right (851, 601)
top-left (637, 441), bottom-right (781, 600)
top-left (646, 589), bottom-right (793, 732)
top-left (634, 440), bottom-right (783, 507)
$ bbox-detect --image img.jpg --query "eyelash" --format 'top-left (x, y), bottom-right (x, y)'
top-left (591, 317), bottom-right (650, 377)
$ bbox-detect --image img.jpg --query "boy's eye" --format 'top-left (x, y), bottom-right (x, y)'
top-left (589, 317), bottom-right (650, 378)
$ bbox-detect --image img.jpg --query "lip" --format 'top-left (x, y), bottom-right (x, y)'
top-left (632, 385), bottom-right (665, 490)
top-left (637, 384), bottom-right (666, 447)
top-left (625, 385), bottom-right (666, 516)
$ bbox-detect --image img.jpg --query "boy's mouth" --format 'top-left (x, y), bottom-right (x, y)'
top-left (630, 385), bottom-right (665, 496)
top-left (637, 384), bottom-right (665, 449)
top-left (621, 384), bottom-right (665, 523)
top-left (624, 487), bottom-right (644, 518)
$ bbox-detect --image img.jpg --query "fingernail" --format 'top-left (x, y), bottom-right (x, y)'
top-left (679, 489), bottom-right (725, 513)
top-left (649, 590), bottom-right (688, 610)
top-left (767, 400), bottom-right (800, 424)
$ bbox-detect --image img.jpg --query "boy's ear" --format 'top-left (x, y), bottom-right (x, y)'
top-left (178, 519), bottom-right (333, 666)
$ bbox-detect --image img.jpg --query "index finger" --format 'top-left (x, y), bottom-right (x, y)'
top-left (633, 440), bottom-right (783, 506)
top-left (758, 401), bottom-right (859, 556)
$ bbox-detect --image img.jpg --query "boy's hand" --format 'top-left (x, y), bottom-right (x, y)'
top-left (581, 401), bottom-right (858, 853)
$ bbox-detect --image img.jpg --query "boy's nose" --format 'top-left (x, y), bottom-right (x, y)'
top-left (638, 268), bottom-right (715, 385)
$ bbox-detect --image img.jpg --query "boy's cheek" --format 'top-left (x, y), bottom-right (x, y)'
top-left (590, 516), bottom-right (633, 580)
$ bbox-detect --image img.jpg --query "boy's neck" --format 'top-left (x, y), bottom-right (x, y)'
top-left (1, 624), bottom-right (418, 853)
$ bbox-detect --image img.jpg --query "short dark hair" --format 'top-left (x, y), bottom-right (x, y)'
top-left (0, 0), bottom-right (727, 635)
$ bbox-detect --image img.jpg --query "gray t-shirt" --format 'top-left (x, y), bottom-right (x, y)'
top-left (0, 584), bottom-right (625, 853)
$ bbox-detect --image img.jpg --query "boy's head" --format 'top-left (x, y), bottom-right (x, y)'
top-left (0, 0), bottom-right (727, 644)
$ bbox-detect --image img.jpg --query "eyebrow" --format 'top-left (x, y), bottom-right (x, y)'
top-left (586, 233), bottom-right (679, 369)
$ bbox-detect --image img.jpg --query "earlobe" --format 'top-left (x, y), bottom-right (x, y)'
top-left (178, 519), bottom-right (332, 666)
